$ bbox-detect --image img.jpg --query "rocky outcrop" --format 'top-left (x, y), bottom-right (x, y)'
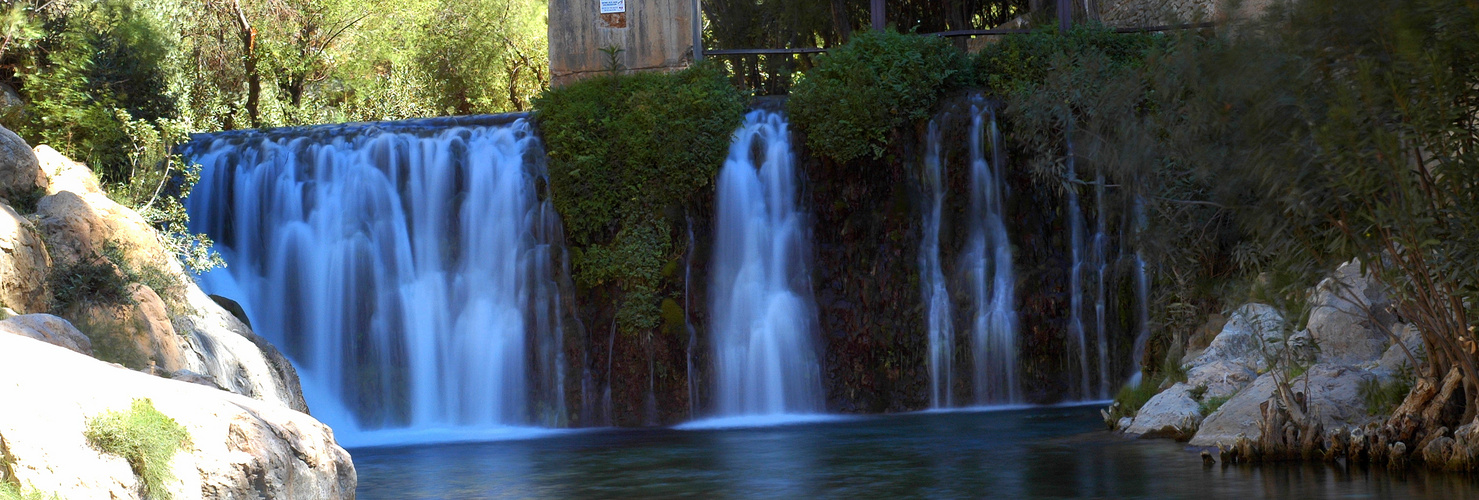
top-left (1306, 260), bottom-right (1393, 365)
top-left (1125, 382), bottom-right (1203, 440)
top-left (178, 285), bottom-right (309, 413)
top-left (65, 283), bottom-right (191, 373)
top-left (1190, 364), bottom-right (1382, 447)
top-left (30, 145), bottom-right (308, 412)
top-left (0, 313), bottom-right (91, 355)
top-left (0, 202), bottom-right (50, 313)
top-left (0, 334), bottom-right (354, 499)
top-left (0, 125), bottom-right (44, 204)
top-left (1182, 304), bottom-right (1283, 399)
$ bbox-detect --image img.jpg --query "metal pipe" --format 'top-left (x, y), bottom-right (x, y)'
top-left (692, 0), bottom-right (703, 61)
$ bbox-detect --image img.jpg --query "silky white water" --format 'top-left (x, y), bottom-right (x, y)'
top-left (186, 116), bottom-right (568, 442)
top-left (920, 119), bottom-right (955, 408)
top-left (960, 105), bottom-right (1019, 404)
top-left (709, 110), bottom-right (824, 416)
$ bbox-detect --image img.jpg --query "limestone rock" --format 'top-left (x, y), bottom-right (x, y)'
top-left (35, 188), bottom-right (167, 270)
top-left (66, 283), bottom-right (189, 373)
top-left (0, 313), bottom-right (91, 355)
top-left (0, 334), bottom-right (355, 499)
top-left (1306, 260), bottom-right (1392, 365)
top-left (1377, 323), bottom-right (1424, 375)
top-left (0, 202), bottom-right (50, 313)
top-left (0, 125), bottom-right (44, 204)
top-left (1190, 364), bottom-right (1382, 447)
top-left (1188, 304), bottom-right (1284, 371)
top-left (1181, 304), bottom-right (1283, 400)
top-left (178, 284), bottom-right (309, 413)
top-left (35, 144), bottom-right (101, 197)
top-left (1126, 382), bottom-right (1204, 440)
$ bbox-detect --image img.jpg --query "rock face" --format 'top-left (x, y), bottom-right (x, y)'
top-left (0, 202), bottom-right (51, 313)
top-left (0, 125), bottom-right (44, 204)
top-left (1125, 382), bottom-right (1203, 440)
top-left (0, 334), bottom-right (355, 499)
top-left (1182, 304), bottom-right (1283, 399)
top-left (1306, 260), bottom-right (1393, 365)
top-left (30, 145), bottom-right (308, 412)
top-left (1190, 364), bottom-right (1381, 446)
top-left (178, 284), bottom-right (309, 413)
top-left (0, 313), bottom-right (91, 355)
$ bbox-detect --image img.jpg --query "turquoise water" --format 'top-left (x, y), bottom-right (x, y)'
top-left (353, 405), bottom-right (1470, 498)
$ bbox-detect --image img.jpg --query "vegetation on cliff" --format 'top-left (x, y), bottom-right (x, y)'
top-left (535, 63), bottom-right (744, 337)
top-left (84, 398), bottom-right (191, 500)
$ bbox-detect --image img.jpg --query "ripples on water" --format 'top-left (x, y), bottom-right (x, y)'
top-left (353, 406), bottom-right (1471, 498)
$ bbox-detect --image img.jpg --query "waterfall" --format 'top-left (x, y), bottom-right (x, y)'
top-left (1065, 123), bottom-right (1093, 400)
top-left (710, 110), bottom-right (824, 416)
top-left (185, 115), bottom-right (569, 441)
top-left (1093, 172), bottom-right (1111, 399)
top-left (920, 119), bottom-right (955, 408)
top-left (961, 105), bottom-right (1019, 404)
top-left (1128, 197), bottom-right (1152, 388)
top-left (685, 217), bottom-right (699, 418)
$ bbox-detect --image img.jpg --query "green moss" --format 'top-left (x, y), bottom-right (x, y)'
top-left (789, 30), bottom-right (969, 163)
top-left (84, 399), bottom-right (190, 500)
top-left (535, 63), bottom-right (743, 336)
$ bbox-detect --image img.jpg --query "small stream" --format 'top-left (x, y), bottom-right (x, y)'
top-left (353, 406), bottom-right (1463, 498)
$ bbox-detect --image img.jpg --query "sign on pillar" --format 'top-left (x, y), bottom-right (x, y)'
top-left (600, 0), bottom-right (627, 28)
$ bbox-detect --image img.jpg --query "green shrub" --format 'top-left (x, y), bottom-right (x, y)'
top-left (47, 243), bottom-right (134, 312)
top-left (1198, 395), bottom-right (1231, 415)
top-left (534, 63), bottom-right (744, 336)
top-left (788, 30), bottom-right (969, 163)
top-left (1111, 379), bottom-right (1160, 420)
top-left (975, 24), bottom-right (1161, 96)
top-left (1360, 366), bottom-right (1415, 416)
top-left (84, 399), bottom-right (190, 500)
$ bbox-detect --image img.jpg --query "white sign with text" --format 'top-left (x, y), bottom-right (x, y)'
top-left (600, 0), bottom-right (625, 14)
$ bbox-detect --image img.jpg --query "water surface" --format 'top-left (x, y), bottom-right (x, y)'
top-left (354, 405), bottom-right (1470, 498)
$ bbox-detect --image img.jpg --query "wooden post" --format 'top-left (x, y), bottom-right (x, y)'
top-left (871, 0), bottom-right (884, 31)
top-left (1058, 0), bottom-right (1072, 33)
top-left (692, 0), bottom-right (704, 61)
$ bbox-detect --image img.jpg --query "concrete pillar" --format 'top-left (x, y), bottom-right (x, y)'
top-left (549, 0), bottom-right (697, 86)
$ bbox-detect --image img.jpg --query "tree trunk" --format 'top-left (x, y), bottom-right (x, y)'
top-left (233, 0), bottom-right (261, 129)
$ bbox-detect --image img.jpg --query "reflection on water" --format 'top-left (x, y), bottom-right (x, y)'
top-left (354, 406), bottom-right (1474, 499)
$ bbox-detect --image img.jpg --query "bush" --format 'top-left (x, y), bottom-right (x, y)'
top-left (535, 63), bottom-right (744, 335)
top-left (1198, 395), bottom-right (1231, 415)
top-left (84, 399), bottom-right (191, 500)
top-left (1360, 366), bottom-right (1416, 416)
top-left (788, 30), bottom-right (968, 163)
top-left (975, 24), bottom-right (1161, 96)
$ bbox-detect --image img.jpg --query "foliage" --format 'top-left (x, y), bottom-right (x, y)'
top-left (789, 29), bottom-right (969, 163)
top-left (84, 399), bottom-right (191, 500)
top-left (975, 24), bottom-right (1161, 96)
top-left (417, 0), bottom-right (547, 114)
top-left (1198, 395), bottom-right (1230, 415)
top-left (48, 243), bottom-right (135, 313)
top-left (0, 484), bottom-right (59, 500)
top-left (1110, 378), bottom-right (1159, 419)
top-left (1361, 365), bottom-right (1416, 416)
top-left (535, 63), bottom-right (744, 335)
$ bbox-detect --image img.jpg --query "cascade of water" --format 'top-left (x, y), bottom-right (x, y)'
top-left (961, 105), bottom-right (1019, 404)
top-left (1094, 172), bottom-right (1111, 399)
top-left (185, 116), bottom-right (568, 437)
top-left (1128, 197), bottom-right (1152, 388)
top-left (919, 119), bottom-right (955, 409)
top-left (1065, 125), bottom-right (1092, 400)
top-left (685, 217), bottom-right (699, 418)
top-left (710, 110), bottom-right (824, 416)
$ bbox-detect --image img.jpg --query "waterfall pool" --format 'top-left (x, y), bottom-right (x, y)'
top-left (351, 404), bottom-right (1462, 498)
